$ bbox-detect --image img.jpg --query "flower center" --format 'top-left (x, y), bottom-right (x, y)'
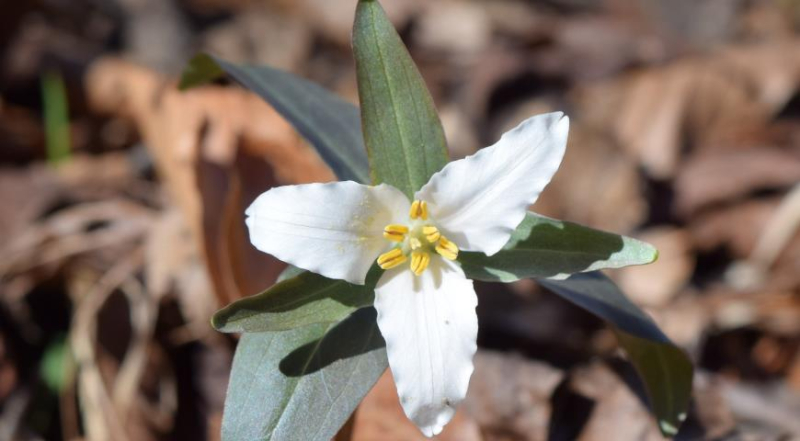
top-left (376, 200), bottom-right (459, 275)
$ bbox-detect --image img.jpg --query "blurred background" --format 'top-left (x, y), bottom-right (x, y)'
top-left (2, 0), bottom-right (800, 439)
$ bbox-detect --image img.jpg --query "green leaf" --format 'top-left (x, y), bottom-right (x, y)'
top-left (353, 0), bottom-right (449, 197)
top-left (180, 54), bottom-right (370, 183)
top-left (39, 334), bottom-right (74, 394)
top-left (460, 213), bottom-right (658, 282)
top-left (616, 331), bottom-right (694, 437)
top-left (178, 53), bottom-right (225, 88)
top-left (540, 273), bottom-right (693, 437)
top-left (222, 307), bottom-right (387, 441)
top-left (41, 70), bottom-right (71, 165)
top-left (212, 268), bottom-right (379, 333)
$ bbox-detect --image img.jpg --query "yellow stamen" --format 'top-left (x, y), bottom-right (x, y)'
top-left (435, 236), bottom-right (459, 260)
top-left (377, 248), bottom-right (407, 269)
top-left (409, 200), bottom-right (428, 220)
top-left (383, 224), bottom-right (409, 242)
top-left (422, 226), bottom-right (440, 243)
top-left (410, 251), bottom-right (431, 275)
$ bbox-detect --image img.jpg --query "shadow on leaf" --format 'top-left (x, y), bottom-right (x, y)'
top-left (460, 214), bottom-right (653, 282)
top-left (279, 306), bottom-right (386, 377)
top-left (212, 267), bottom-right (381, 332)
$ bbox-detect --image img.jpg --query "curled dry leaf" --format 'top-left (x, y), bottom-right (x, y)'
top-left (615, 227), bottom-right (695, 307)
top-left (580, 39), bottom-right (800, 179)
top-left (85, 57), bottom-right (335, 305)
top-left (675, 148), bottom-right (800, 218)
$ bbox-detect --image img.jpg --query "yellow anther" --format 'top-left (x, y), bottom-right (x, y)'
top-left (383, 224), bottom-right (409, 242)
top-left (377, 248), bottom-right (407, 269)
top-left (422, 226), bottom-right (440, 243)
top-left (435, 237), bottom-right (459, 261)
top-left (409, 200), bottom-right (428, 220)
top-left (410, 251), bottom-right (431, 275)
top-left (409, 237), bottom-right (423, 250)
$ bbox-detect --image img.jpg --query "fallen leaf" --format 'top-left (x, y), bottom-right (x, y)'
top-left (615, 227), bottom-right (695, 307)
top-left (675, 148), bottom-right (800, 217)
top-left (85, 58), bottom-right (335, 305)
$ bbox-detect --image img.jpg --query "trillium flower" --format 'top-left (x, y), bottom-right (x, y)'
top-left (245, 112), bottom-right (569, 436)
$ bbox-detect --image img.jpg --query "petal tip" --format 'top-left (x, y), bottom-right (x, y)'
top-left (556, 112), bottom-right (570, 131)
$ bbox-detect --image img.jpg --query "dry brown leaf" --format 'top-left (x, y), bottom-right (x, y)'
top-left (287, 0), bottom-right (424, 47)
top-left (414, 1), bottom-right (491, 56)
top-left (463, 351), bottom-right (564, 441)
top-left (201, 9), bottom-right (312, 73)
top-left (691, 374), bottom-right (737, 439)
top-left (725, 183), bottom-right (800, 290)
top-left (535, 124), bottom-right (646, 233)
top-left (654, 289), bottom-right (800, 350)
top-left (715, 376), bottom-right (800, 437)
top-left (689, 198), bottom-right (780, 257)
top-left (675, 148), bottom-right (800, 217)
top-left (0, 164), bottom-right (60, 246)
top-left (580, 39), bottom-right (800, 179)
top-left (85, 57), bottom-right (335, 305)
top-left (614, 227), bottom-right (695, 307)
top-left (144, 208), bottom-right (217, 340)
top-left (569, 362), bottom-right (663, 441)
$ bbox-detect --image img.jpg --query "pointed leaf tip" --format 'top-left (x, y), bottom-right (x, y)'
top-left (460, 213), bottom-right (663, 282)
top-left (353, 0), bottom-right (449, 196)
top-left (179, 53), bottom-right (225, 90)
top-left (541, 274), bottom-right (693, 437)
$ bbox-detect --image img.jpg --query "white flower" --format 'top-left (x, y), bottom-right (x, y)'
top-left (245, 112), bottom-right (569, 436)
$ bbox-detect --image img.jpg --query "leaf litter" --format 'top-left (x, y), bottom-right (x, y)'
top-left (1, 0), bottom-right (800, 439)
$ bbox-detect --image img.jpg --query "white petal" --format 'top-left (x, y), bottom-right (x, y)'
top-left (417, 112), bottom-right (569, 255)
top-left (245, 181), bottom-right (409, 284)
top-left (374, 259), bottom-right (478, 437)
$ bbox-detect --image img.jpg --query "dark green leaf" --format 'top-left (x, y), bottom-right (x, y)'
top-left (616, 331), bottom-right (694, 437)
top-left (222, 308), bottom-right (387, 441)
top-left (460, 213), bottom-right (658, 282)
top-left (540, 273), bottom-right (693, 436)
top-left (178, 53), bottom-right (225, 88)
top-left (180, 53), bottom-right (370, 183)
top-left (353, 0), bottom-right (449, 197)
top-left (212, 268), bottom-right (379, 333)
